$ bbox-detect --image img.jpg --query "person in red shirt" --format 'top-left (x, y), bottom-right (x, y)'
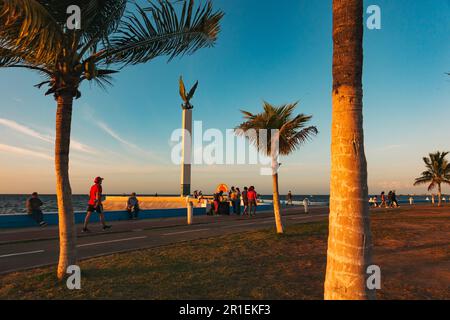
top-left (83, 177), bottom-right (111, 233)
top-left (247, 186), bottom-right (257, 216)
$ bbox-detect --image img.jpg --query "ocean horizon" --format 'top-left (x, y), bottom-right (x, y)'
top-left (0, 194), bottom-right (439, 215)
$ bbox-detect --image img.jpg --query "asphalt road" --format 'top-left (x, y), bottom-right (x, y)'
top-left (0, 206), bottom-right (329, 275)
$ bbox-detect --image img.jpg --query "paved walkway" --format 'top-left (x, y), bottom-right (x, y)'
top-left (0, 206), bottom-right (329, 275)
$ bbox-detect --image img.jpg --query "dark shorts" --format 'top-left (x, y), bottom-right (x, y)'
top-left (87, 204), bottom-right (103, 213)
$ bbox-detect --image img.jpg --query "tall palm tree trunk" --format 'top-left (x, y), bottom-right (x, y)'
top-left (324, 0), bottom-right (375, 300)
top-left (55, 93), bottom-right (77, 280)
top-left (272, 173), bottom-right (284, 234)
top-left (438, 184), bottom-right (442, 207)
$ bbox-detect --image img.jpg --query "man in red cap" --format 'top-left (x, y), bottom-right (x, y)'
top-left (82, 176), bottom-right (111, 232)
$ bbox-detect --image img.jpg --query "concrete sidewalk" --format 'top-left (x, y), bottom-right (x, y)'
top-left (0, 205), bottom-right (325, 244)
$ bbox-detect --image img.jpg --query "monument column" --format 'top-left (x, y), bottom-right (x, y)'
top-left (179, 76), bottom-right (198, 197)
top-left (180, 107), bottom-right (192, 196)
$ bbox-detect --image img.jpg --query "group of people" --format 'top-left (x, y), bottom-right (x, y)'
top-left (212, 186), bottom-right (258, 216)
top-left (369, 191), bottom-right (399, 208)
top-left (25, 176), bottom-right (141, 230)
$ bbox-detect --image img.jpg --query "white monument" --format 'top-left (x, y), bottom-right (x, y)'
top-left (179, 76), bottom-right (198, 197)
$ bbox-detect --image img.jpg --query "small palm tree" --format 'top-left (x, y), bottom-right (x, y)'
top-left (414, 151), bottom-right (450, 207)
top-left (0, 0), bottom-right (223, 280)
top-left (235, 102), bottom-right (318, 234)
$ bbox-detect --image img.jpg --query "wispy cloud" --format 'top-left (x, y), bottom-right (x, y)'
top-left (97, 122), bottom-right (160, 162)
top-left (0, 143), bottom-right (52, 160)
top-left (98, 122), bottom-right (141, 150)
top-left (0, 118), bottom-right (53, 143)
top-left (0, 118), bottom-right (96, 155)
top-left (376, 144), bottom-right (406, 152)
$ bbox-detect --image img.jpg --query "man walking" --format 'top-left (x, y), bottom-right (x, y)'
top-left (83, 177), bottom-right (111, 233)
top-left (235, 187), bottom-right (242, 215)
top-left (242, 187), bottom-right (249, 215)
top-left (247, 186), bottom-right (257, 216)
top-left (26, 192), bottom-right (47, 227)
top-left (287, 191), bottom-right (293, 206)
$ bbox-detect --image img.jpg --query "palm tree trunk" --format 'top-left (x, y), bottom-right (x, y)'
top-left (438, 184), bottom-right (442, 207)
top-left (55, 93), bottom-right (77, 280)
top-left (324, 0), bottom-right (375, 300)
top-left (272, 173), bottom-right (284, 234)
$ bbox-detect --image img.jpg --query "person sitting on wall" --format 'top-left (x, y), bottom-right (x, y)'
top-left (26, 192), bottom-right (47, 227)
top-left (126, 192), bottom-right (140, 220)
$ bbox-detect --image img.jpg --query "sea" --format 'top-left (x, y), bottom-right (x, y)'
top-left (0, 194), bottom-right (436, 215)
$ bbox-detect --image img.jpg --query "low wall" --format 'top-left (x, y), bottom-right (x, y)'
top-left (103, 196), bottom-right (205, 211)
top-left (0, 204), bottom-right (273, 229)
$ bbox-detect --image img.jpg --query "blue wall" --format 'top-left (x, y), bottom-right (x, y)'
top-left (0, 204), bottom-right (273, 229)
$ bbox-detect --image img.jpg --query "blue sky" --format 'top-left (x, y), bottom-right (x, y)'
top-left (0, 0), bottom-right (449, 195)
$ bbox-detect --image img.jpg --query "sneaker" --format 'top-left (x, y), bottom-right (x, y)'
top-left (102, 225), bottom-right (112, 231)
top-left (82, 228), bottom-right (90, 233)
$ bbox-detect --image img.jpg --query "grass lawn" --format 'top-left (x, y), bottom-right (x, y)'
top-left (0, 206), bottom-right (449, 300)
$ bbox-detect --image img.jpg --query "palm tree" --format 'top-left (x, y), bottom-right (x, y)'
top-left (324, 0), bottom-right (375, 300)
top-left (235, 102), bottom-right (318, 234)
top-left (0, 0), bottom-right (223, 280)
top-left (414, 151), bottom-right (450, 207)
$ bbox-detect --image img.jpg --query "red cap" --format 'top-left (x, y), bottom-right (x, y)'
top-left (94, 176), bottom-right (104, 183)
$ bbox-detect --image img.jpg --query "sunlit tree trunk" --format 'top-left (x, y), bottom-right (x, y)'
top-left (55, 94), bottom-right (77, 280)
top-left (438, 184), bottom-right (442, 207)
top-left (324, 0), bottom-right (375, 300)
top-left (272, 173), bottom-right (284, 234)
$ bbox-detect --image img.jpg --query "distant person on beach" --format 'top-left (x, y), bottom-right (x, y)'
top-left (380, 192), bottom-right (387, 208)
top-left (230, 186), bottom-right (241, 215)
top-left (127, 192), bottom-right (140, 220)
top-left (242, 187), bottom-right (249, 215)
top-left (83, 177), bottom-right (111, 233)
top-left (26, 192), bottom-right (47, 227)
top-left (388, 191), bottom-right (393, 207)
top-left (235, 187), bottom-right (241, 215)
top-left (229, 187), bottom-right (237, 214)
top-left (391, 191), bottom-right (399, 208)
top-left (287, 191), bottom-right (293, 206)
top-left (373, 195), bottom-right (378, 207)
top-left (303, 198), bottom-right (310, 213)
top-left (247, 186), bottom-right (257, 216)
top-left (213, 191), bottom-right (224, 215)
top-left (409, 196), bottom-right (414, 205)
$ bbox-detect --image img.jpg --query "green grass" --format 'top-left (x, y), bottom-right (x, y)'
top-left (1, 206), bottom-right (449, 300)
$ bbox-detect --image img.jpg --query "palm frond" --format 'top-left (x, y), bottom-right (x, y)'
top-left (414, 151), bottom-right (450, 188)
top-left (236, 101), bottom-right (318, 157)
top-left (78, 0), bottom-right (128, 58)
top-left (0, 46), bottom-right (22, 67)
top-left (413, 176), bottom-right (432, 186)
top-left (281, 126), bottom-right (318, 155)
top-left (96, 0), bottom-right (224, 66)
top-left (0, 0), bottom-right (64, 66)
